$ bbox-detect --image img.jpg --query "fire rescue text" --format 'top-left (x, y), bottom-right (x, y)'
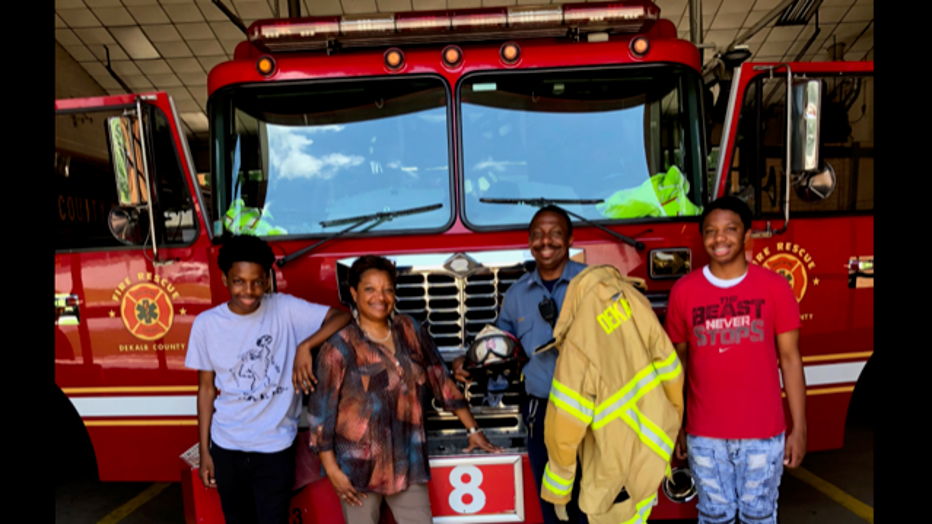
top-left (111, 272), bottom-right (181, 302)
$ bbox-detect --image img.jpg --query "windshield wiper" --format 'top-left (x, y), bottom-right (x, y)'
top-left (276, 203), bottom-right (443, 267)
top-left (480, 197), bottom-right (645, 251)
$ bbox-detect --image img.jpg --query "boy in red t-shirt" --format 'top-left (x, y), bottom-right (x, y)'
top-left (665, 197), bottom-right (806, 524)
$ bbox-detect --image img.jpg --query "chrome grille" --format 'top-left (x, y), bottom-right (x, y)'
top-left (394, 265), bottom-right (529, 359)
top-left (336, 249), bottom-right (584, 360)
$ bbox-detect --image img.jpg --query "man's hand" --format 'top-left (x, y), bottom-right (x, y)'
top-left (199, 450), bottom-right (216, 489)
top-left (554, 504), bottom-right (569, 521)
top-left (784, 428), bottom-right (807, 468)
top-left (292, 342), bottom-right (317, 395)
top-left (452, 356), bottom-right (472, 385)
top-left (674, 428), bottom-right (688, 461)
top-left (776, 329), bottom-right (806, 469)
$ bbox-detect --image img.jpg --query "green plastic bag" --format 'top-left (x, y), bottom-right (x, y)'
top-left (223, 198), bottom-right (287, 236)
top-left (597, 166), bottom-right (702, 219)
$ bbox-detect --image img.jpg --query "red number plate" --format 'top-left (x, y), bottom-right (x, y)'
top-left (428, 455), bottom-right (525, 522)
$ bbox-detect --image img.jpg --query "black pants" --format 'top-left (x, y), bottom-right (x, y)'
top-left (523, 397), bottom-right (589, 524)
top-left (210, 440), bottom-right (296, 524)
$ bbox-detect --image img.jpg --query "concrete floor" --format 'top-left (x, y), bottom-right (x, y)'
top-left (56, 363), bottom-right (874, 524)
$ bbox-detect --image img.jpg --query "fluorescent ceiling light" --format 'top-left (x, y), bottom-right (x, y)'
top-left (109, 27), bottom-right (161, 60)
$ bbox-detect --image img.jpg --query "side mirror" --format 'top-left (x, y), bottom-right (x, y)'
top-left (107, 115), bottom-right (149, 207)
top-left (108, 207), bottom-right (146, 245)
top-left (789, 79), bottom-right (822, 174)
top-left (794, 161), bottom-right (836, 202)
top-left (751, 67), bottom-right (824, 238)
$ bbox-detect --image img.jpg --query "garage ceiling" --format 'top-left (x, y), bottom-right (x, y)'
top-left (55, 0), bottom-right (873, 143)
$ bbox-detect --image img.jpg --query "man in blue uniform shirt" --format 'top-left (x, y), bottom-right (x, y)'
top-left (454, 205), bottom-right (588, 524)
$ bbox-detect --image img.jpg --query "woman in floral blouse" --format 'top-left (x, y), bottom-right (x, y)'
top-left (307, 255), bottom-right (502, 524)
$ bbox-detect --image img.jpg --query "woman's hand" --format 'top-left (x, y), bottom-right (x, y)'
top-left (452, 356), bottom-right (472, 385)
top-left (328, 467), bottom-right (367, 507)
top-left (464, 431), bottom-right (504, 454)
top-left (292, 341), bottom-right (317, 395)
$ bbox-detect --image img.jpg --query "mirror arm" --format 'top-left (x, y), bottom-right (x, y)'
top-left (751, 63), bottom-right (794, 237)
top-left (773, 63), bottom-right (792, 235)
top-left (135, 98), bottom-right (159, 261)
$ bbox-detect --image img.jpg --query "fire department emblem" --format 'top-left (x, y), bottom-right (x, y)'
top-left (120, 283), bottom-right (175, 341)
top-left (761, 254), bottom-right (808, 302)
top-left (753, 242), bottom-right (817, 303)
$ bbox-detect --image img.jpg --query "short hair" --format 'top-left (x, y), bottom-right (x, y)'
top-left (348, 255), bottom-right (398, 290)
top-left (217, 235), bottom-right (276, 275)
top-left (700, 196), bottom-right (753, 234)
top-left (530, 205), bottom-right (573, 237)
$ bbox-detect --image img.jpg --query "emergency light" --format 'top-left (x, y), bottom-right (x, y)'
top-left (248, 1), bottom-right (660, 53)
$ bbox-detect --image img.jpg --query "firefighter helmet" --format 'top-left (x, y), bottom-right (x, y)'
top-left (465, 325), bottom-right (527, 370)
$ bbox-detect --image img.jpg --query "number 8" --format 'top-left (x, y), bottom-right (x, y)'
top-left (448, 465), bottom-right (486, 514)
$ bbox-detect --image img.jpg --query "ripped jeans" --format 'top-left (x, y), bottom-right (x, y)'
top-left (686, 433), bottom-right (784, 524)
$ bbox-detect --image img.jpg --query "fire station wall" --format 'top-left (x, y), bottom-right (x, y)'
top-left (55, 42), bottom-right (110, 163)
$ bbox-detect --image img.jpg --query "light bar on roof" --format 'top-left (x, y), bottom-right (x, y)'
top-left (395, 11), bottom-right (451, 32)
top-left (564, 3), bottom-right (655, 25)
top-left (248, 0), bottom-right (660, 53)
top-left (451, 9), bottom-right (508, 30)
top-left (507, 5), bottom-right (564, 27)
top-left (341, 13), bottom-right (395, 34)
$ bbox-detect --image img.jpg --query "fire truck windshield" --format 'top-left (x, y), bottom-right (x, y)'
top-left (459, 64), bottom-right (706, 229)
top-left (209, 76), bottom-right (452, 237)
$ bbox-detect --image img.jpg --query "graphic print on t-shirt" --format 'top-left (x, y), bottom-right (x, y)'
top-left (692, 296), bottom-right (766, 350)
top-left (229, 334), bottom-right (285, 401)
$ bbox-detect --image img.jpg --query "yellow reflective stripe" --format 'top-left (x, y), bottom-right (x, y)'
top-left (552, 380), bottom-right (594, 410)
top-left (612, 360), bottom-right (682, 425)
top-left (550, 379), bottom-right (594, 424)
top-left (637, 493), bottom-right (657, 523)
top-left (657, 360), bottom-right (683, 383)
top-left (619, 410), bottom-right (671, 462)
top-left (656, 351), bottom-right (679, 370)
top-left (631, 405), bottom-right (675, 450)
top-left (543, 476), bottom-right (572, 496)
top-left (549, 394), bottom-right (594, 425)
top-left (595, 352), bottom-right (680, 414)
top-left (620, 493), bottom-right (657, 524)
top-left (544, 463), bottom-right (574, 488)
top-left (622, 493), bottom-right (657, 524)
top-left (595, 364), bottom-right (656, 414)
top-left (591, 407), bottom-right (619, 430)
top-left (591, 353), bottom-right (683, 430)
top-left (543, 463), bottom-right (573, 496)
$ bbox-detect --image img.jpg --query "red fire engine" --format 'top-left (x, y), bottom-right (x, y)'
top-left (54, 1), bottom-right (873, 523)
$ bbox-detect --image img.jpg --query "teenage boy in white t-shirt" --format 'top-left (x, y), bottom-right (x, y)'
top-left (185, 235), bottom-right (350, 524)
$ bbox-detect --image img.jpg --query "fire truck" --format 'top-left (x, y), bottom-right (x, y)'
top-left (54, 1), bottom-right (873, 523)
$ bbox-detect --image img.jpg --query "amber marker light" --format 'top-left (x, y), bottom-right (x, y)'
top-left (256, 55), bottom-right (276, 76)
top-left (385, 48), bottom-right (405, 70)
top-left (443, 45), bottom-right (462, 68)
top-left (630, 36), bottom-right (650, 57)
top-left (500, 42), bottom-right (520, 64)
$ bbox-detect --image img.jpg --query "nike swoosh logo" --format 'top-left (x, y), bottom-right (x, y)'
top-left (718, 347), bottom-right (730, 353)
